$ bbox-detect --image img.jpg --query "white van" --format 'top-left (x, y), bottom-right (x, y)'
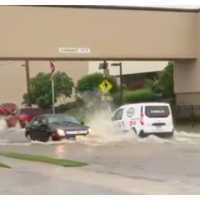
top-left (112, 102), bottom-right (174, 138)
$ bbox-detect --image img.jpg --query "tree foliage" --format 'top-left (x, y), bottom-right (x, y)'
top-left (23, 71), bottom-right (74, 109)
top-left (153, 62), bottom-right (174, 98)
top-left (76, 73), bottom-right (119, 94)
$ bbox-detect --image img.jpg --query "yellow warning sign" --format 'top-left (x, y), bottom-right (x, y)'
top-left (99, 80), bottom-right (113, 93)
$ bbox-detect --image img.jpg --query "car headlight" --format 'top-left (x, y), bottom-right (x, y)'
top-left (57, 129), bottom-right (65, 137)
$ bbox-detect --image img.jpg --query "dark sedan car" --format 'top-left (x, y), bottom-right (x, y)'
top-left (25, 114), bottom-right (91, 142)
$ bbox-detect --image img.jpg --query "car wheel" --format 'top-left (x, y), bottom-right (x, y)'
top-left (26, 134), bottom-right (32, 141)
top-left (26, 132), bottom-right (39, 142)
top-left (28, 133), bottom-right (36, 141)
top-left (38, 133), bottom-right (50, 142)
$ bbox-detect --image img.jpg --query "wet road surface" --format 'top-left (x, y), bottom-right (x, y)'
top-left (1, 126), bottom-right (200, 194)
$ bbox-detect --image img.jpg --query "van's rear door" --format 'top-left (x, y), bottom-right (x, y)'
top-left (144, 105), bottom-right (172, 132)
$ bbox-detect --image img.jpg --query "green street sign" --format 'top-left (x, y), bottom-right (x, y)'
top-left (99, 80), bottom-right (113, 93)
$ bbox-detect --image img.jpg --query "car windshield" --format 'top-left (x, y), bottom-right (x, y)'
top-left (47, 115), bottom-right (80, 125)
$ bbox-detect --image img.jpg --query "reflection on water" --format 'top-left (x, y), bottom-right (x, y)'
top-left (55, 144), bottom-right (66, 158)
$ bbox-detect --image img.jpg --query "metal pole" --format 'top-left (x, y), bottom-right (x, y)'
top-left (24, 60), bottom-right (31, 106)
top-left (119, 63), bottom-right (123, 105)
top-left (51, 78), bottom-right (55, 114)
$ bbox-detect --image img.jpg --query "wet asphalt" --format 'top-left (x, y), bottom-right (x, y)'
top-left (0, 127), bottom-right (200, 194)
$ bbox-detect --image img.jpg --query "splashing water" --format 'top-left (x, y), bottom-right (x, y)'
top-left (1, 105), bottom-right (200, 146)
top-left (76, 109), bottom-right (133, 146)
top-left (0, 118), bottom-right (7, 130)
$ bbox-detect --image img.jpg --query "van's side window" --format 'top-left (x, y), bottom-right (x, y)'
top-left (127, 107), bottom-right (135, 118)
top-left (112, 109), bottom-right (123, 121)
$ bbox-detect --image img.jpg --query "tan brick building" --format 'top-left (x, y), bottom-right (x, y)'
top-left (0, 6), bottom-right (200, 106)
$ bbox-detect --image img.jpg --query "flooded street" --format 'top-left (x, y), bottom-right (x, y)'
top-left (1, 122), bottom-right (200, 194)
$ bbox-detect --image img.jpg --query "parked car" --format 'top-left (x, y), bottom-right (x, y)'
top-left (25, 114), bottom-right (91, 142)
top-left (17, 107), bottom-right (42, 128)
top-left (0, 103), bottom-right (34, 128)
top-left (112, 102), bottom-right (174, 138)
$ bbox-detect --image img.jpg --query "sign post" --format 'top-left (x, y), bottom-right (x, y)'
top-left (51, 78), bottom-right (55, 114)
top-left (49, 61), bottom-right (56, 114)
top-left (111, 62), bottom-right (123, 104)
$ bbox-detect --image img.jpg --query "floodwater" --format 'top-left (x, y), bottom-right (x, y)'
top-left (1, 117), bottom-right (200, 194)
top-left (1, 115), bottom-right (200, 146)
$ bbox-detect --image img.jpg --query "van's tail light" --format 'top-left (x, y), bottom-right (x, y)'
top-left (140, 108), bottom-right (144, 126)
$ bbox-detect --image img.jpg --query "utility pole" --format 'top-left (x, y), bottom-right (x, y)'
top-left (51, 78), bottom-right (55, 114)
top-left (22, 60), bottom-right (31, 106)
top-left (111, 62), bottom-right (123, 105)
top-left (99, 60), bottom-right (109, 77)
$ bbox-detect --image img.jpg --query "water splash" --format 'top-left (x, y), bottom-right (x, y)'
top-left (0, 118), bottom-right (7, 130)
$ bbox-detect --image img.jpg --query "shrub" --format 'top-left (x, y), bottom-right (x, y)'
top-left (123, 88), bottom-right (161, 103)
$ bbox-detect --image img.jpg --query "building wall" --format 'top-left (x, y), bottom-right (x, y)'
top-left (0, 61), bottom-right (26, 104)
top-left (0, 6), bottom-right (200, 105)
top-left (0, 6), bottom-right (196, 59)
top-left (174, 12), bottom-right (200, 105)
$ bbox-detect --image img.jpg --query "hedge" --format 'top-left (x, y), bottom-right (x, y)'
top-left (123, 88), bottom-right (161, 103)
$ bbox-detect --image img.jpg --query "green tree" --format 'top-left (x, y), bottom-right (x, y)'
top-left (153, 62), bottom-right (174, 98)
top-left (76, 73), bottom-right (118, 94)
top-left (23, 71), bottom-right (74, 109)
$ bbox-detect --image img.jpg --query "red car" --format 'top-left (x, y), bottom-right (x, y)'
top-left (0, 103), bottom-right (39, 128)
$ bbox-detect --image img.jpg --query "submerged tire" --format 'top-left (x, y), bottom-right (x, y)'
top-left (38, 133), bottom-right (50, 142)
top-left (138, 131), bottom-right (148, 138)
top-left (26, 133), bottom-right (32, 142)
top-left (28, 132), bottom-right (50, 142)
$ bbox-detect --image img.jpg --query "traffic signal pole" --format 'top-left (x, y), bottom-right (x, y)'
top-left (111, 62), bottom-right (123, 105)
top-left (119, 62), bottom-right (123, 105)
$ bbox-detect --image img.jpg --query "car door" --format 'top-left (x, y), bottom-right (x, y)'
top-left (29, 116), bottom-right (48, 140)
top-left (112, 108), bottom-right (125, 131)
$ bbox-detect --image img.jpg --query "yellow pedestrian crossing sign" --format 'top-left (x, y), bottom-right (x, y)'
top-left (99, 80), bottom-right (113, 93)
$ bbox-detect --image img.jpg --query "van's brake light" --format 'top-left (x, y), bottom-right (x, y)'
top-left (140, 108), bottom-right (144, 126)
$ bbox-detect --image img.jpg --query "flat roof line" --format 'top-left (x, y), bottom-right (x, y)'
top-left (27, 5), bottom-right (200, 13)
top-left (0, 57), bottom-right (196, 61)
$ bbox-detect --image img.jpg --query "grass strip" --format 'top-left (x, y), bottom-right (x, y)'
top-left (0, 162), bottom-right (11, 168)
top-left (0, 152), bottom-right (87, 167)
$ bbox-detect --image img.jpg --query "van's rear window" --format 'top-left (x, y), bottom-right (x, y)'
top-left (145, 106), bottom-right (169, 118)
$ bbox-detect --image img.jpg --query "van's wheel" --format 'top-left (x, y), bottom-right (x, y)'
top-left (138, 131), bottom-right (147, 138)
